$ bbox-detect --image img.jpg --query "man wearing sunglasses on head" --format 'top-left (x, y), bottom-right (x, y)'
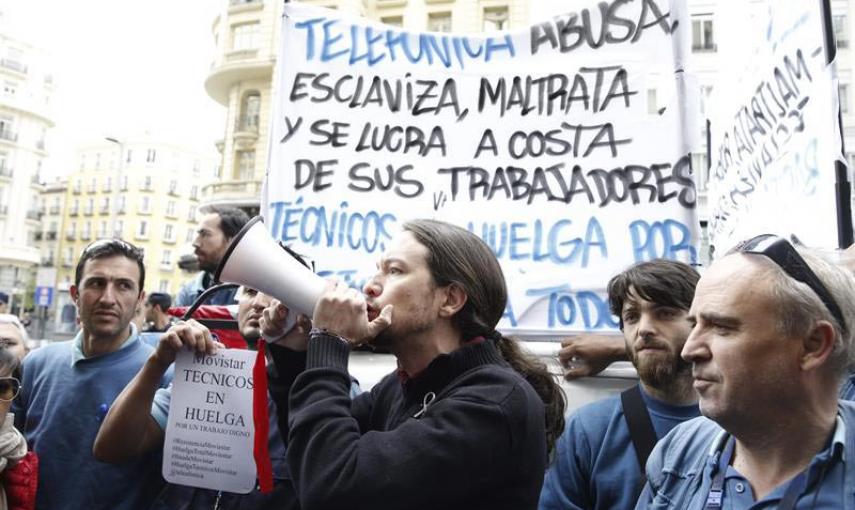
top-left (637, 235), bottom-right (855, 509)
top-left (12, 239), bottom-right (173, 510)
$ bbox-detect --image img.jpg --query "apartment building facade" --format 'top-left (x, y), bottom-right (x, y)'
top-left (0, 3), bottom-right (53, 313)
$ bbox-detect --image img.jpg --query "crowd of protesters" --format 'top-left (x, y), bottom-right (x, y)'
top-left (0, 206), bottom-right (852, 509)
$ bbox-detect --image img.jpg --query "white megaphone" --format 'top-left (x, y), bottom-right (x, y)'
top-left (214, 216), bottom-right (326, 333)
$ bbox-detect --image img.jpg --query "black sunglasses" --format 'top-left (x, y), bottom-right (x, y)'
top-left (0, 377), bottom-right (20, 402)
top-left (735, 234), bottom-right (847, 335)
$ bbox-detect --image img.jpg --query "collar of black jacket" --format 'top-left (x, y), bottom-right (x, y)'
top-left (397, 338), bottom-right (507, 396)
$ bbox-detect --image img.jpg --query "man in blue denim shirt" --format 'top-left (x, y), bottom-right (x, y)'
top-left (637, 236), bottom-right (855, 509)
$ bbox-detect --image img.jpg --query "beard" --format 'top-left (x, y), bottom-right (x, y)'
top-left (630, 344), bottom-right (692, 389)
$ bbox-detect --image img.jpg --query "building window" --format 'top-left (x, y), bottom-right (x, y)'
top-left (64, 247), bottom-right (73, 266)
top-left (164, 224), bottom-right (174, 241)
top-left (166, 200), bottom-right (176, 217)
top-left (236, 150), bottom-right (255, 180)
top-left (161, 249), bottom-right (172, 265)
top-left (834, 14), bottom-right (849, 49)
top-left (168, 179), bottom-right (178, 195)
top-left (232, 22), bottom-right (260, 50)
top-left (381, 16), bottom-right (403, 27)
top-left (136, 220), bottom-right (148, 239)
top-left (120, 176), bottom-right (128, 191)
top-left (117, 196), bottom-right (126, 214)
top-left (85, 198), bottom-right (94, 215)
top-left (100, 196), bottom-right (110, 214)
top-left (239, 93), bottom-right (261, 131)
top-left (140, 175), bottom-right (152, 191)
top-left (428, 12), bottom-right (452, 32)
top-left (103, 177), bottom-right (112, 192)
top-left (186, 227), bottom-right (195, 243)
top-left (190, 185), bottom-right (199, 200)
top-left (113, 220), bottom-right (124, 237)
top-left (81, 221), bottom-right (91, 241)
top-left (188, 205), bottom-right (197, 222)
top-left (840, 83), bottom-right (850, 114)
top-left (145, 149), bottom-right (156, 164)
top-left (159, 280), bottom-right (170, 293)
top-left (3, 80), bottom-right (16, 96)
top-left (95, 153), bottom-right (101, 170)
top-left (692, 16), bottom-right (715, 52)
top-left (126, 149), bottom-right (132, 163)
top-left (139, 196), bottom-right (151, 214)
top-left (89, 177), bottom-right (97, 193)
top-left (483, 6), bottom-right (509, 31)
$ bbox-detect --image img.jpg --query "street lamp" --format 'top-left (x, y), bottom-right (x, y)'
top-left (104, 137), bottom-right (124, 239)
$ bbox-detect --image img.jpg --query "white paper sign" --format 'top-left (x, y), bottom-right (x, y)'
top-left (264, 1), bottom-right (699, 336)
top-left (163, 349), bottom-right (257, 494)
top-left (708, 1), bottom-right (844, 253)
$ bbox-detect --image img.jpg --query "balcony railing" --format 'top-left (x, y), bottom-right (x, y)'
top-left (83, 206), bottom-right (93, 216)
top-left (41, 257), bottom-right (54, 267)
top-left (65, 232), bottom-right (75, 241)
top-left (62, 259), bottom-right (72, 268)
top-left (26, 210), bottom-right (40, 220)
top-left (34, 232), bottom-right (42, 241)
top-left (46, 231), bottom-right (57, 240)
top-left (100, 206), bottom-right (109, 214)
top-left (0, 59), bottom-right (27, 74)
top-left (0, 129), bottom-right (16, 143)
top-left (81, 231), bottom-right (91, 241)
top-left (69, 208), bottom-right (78, 216)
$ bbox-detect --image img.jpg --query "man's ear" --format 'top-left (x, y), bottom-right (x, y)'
top-left (800, 320), bottom-right (836, 372)
top-left (70, 285), bottom-right (79, 304)
top-left (438, 283), bottom-right (467, 318)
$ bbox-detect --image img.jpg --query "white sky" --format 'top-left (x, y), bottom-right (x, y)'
top-left (13, 0), bottom-right (226, 180)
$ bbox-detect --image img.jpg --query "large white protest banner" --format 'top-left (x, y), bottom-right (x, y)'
top-left (163, 349), bottom-right (257, 494)
top-left (263, 1), bottom-right (699, 336)
top-left (708, 1), bottom-right (845, 253)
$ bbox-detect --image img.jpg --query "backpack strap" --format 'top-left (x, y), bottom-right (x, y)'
top-left (620, 385), bottom-right (658, 479)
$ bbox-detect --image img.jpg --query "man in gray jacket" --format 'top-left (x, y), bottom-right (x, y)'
top-left (638, 235), bottom-right (855, 509)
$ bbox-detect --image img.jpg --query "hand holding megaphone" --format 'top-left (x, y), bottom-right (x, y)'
top-left (312, 279), bottom-right (393, 346)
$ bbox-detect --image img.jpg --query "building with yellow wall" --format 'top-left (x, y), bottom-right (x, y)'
top-left (50, 137), bottom-right (217, 330)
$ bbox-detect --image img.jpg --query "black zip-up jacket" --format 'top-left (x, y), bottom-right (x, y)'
top-left (269, 333), bottom-right (547, 510)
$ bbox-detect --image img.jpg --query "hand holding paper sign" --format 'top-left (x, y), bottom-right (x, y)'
top-left (313, 279), bottom-right (393, 346)
top-left (152, 319), bottom-right (224, 369)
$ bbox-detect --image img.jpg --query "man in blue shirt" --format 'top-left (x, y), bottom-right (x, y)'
top-left (637, 235), bottom-right (855, 509)
top-left (540, 259), bottom-right (701, 510)
top-left (13, 239), bottom-right (172, 510)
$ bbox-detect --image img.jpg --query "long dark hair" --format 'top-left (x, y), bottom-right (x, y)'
top-left (403, 219), bottom-right (566, 456)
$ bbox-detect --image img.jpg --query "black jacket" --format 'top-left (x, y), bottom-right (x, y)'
top-left (269, 334), bottom-right (547, 510)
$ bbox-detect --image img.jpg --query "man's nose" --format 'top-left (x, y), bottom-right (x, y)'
top-left (637, 312), bottom-right (656, 340)
top-left (363, 276), bottom-right (381, 297)
top-left (681, 327), bottom-right (706, 363)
